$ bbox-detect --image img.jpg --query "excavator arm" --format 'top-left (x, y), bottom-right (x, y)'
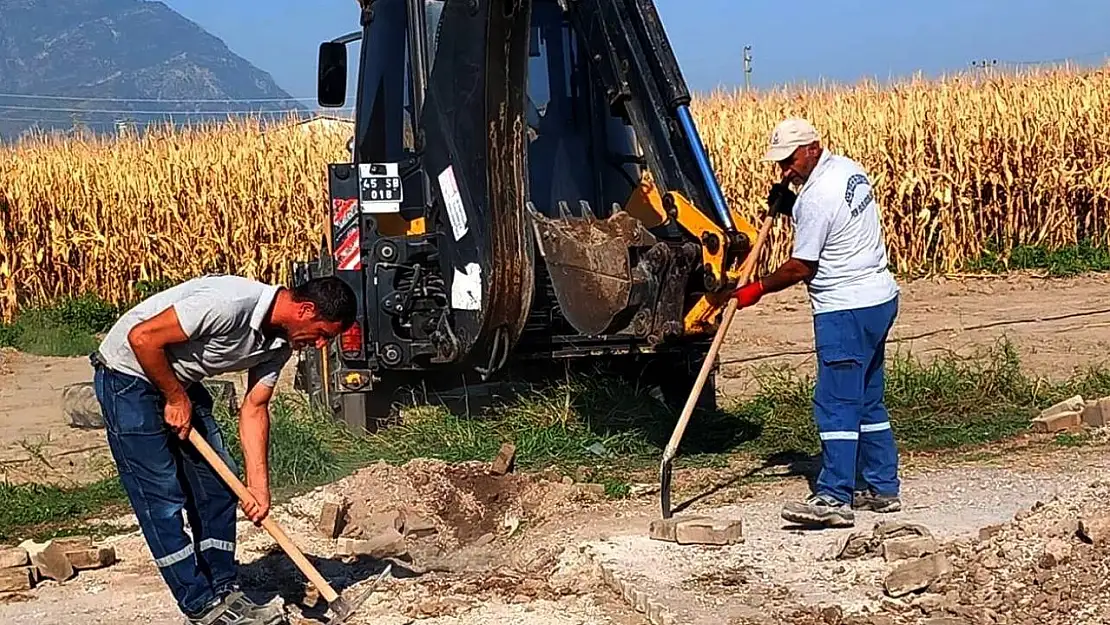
top-left (529, 0), bottom-right (758, 335)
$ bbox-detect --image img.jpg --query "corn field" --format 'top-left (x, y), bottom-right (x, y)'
top-left (2, 65), bottom-right (1110, 321)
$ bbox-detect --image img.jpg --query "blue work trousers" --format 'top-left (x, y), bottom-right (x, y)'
top-left (92, 359), bottom-right (239, 618)
top-left (811, 295), bottom-right (900, 505)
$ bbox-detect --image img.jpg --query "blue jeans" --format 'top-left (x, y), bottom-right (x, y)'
top-left (811, 295), bottom-right (900, 505)
top-left (92, 359), bottom-right (240, 618)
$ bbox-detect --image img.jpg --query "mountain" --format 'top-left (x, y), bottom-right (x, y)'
top-left (0, 0), bottom-right (309, 140)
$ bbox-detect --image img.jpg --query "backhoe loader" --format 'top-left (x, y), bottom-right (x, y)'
top-left (291, 0), bottom-right (759, 430)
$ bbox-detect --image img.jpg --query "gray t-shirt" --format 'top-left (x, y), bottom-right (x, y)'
top-left (97, 274), bottom-right (292, 389)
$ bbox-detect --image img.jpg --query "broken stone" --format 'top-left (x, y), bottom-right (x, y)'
top-left (19, 539), bottom-right (74, 582)
top-left (399, 508), bottom-right (438, 538)
top-left (674, 517), bottom-right (743, 545)
top-left (335, 528), bottom-right (408, 559)
top-left (911, 593), bottom-right (950, 613)
top-left (1038, 538), bottom-right (1072, 568)
top-left (922, 619), bottom-right (969, 625)
top-left (834, 531), bottom-right (878, 560)
top-left (873, 521), bottom-right (933, 542)
top-left (473, 532), bottom-right (496, 547)
top-left (0, 547), bottom-right (29, 569)
top-left (489, 442), bottom-right (516, 476)
top-left (819, 605), bottom-right (843, 624)
top-left (317, 499), bottom-right (350, 539)
top-left (1040, 394), bottom-right (1085, 419)
top-left (0, 566), bottom-right (34, 593)
top-left (1078, 515), bottom-right (1110, 546)
top-left (64, 546), bottom-right (116, 570)
top-left (978, 524), bottom-right (1003, 541)
top-left (648, 515), bottom-right (711, 542)
top-left (883, 536), bottom-right (940, 562)
top-left (884, 553), bottom-right (952, 598)
top-left (357, 510), bottom-right (405, 536)
top-left (1031, 410), bottom-right (1082, 433)
top-left (573, 483), bottom-right (607, 498)
top-left (302, 581), bottom-right (319, 608)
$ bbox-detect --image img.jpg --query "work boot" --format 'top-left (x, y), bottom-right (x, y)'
top-left (852, 489), bottom-right (902, 513)
top-left (780, 493), bottom-right (855, 528)
top-left (186, 591), bottom-right (285, 625)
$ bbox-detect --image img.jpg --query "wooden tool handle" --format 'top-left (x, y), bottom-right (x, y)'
top-left (188, 429), bottom-right (340, 604)
top-left (661, 212), bottom-right (776, 462)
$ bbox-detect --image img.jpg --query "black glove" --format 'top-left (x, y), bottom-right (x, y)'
top-left (767, 182), bottom-right (796, 217)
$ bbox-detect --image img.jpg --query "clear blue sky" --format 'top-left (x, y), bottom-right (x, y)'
top-left (166, 0), bottom-right (1110, 106)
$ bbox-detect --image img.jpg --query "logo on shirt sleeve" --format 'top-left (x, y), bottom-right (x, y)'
top-left (845, 173), bottom-right (874, 218)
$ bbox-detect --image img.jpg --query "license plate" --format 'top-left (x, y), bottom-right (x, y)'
top-left (361, 175), bottom-right (402, 202)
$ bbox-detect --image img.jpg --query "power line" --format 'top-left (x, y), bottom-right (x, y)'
top-left (0, 104), bottom-right (351, 115)
top-left (0, 92), bottom-right (318, 103)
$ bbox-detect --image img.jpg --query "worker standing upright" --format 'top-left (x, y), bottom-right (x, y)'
top-left (733, 118), bottom-right (902, 529)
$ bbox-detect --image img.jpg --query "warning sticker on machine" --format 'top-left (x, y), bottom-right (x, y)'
top-left (451, 262), bottom-right (482, 311)
top-left (438, 165), bottom-right (468, 241)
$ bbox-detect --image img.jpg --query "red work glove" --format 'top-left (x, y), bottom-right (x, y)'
top-left (734, 280), bottom-right (765, 309)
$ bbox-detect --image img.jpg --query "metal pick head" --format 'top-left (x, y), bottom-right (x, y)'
top-left (325, 564), bottom-right (393, 625)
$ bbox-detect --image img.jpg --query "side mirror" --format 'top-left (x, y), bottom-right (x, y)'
top-left (318, 41), bottom-right (348, 108)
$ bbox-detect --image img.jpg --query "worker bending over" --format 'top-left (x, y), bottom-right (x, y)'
top-left (734, 118), bottom-right (902, 529)
top-left (90, 275), bottom-right (356, 624)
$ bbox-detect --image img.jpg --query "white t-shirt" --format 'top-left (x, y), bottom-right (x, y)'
top-left (790, 149), bottom-right (900, 315)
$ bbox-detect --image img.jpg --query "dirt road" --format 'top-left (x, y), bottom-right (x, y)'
top-left (3, 272), bottom-right (1110, 487)
top-left (2, 442), bottom-right (1109, 625)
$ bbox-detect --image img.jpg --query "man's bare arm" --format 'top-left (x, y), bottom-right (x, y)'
top-left (760, 257), bottom-right (818, 294)
top-left (128, 307), bottom-right (193, 438)
top-left (238, 374), bottom-right (275, 523)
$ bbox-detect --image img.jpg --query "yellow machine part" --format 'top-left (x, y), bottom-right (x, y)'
top-left (623, 172), bottom-right (758, 335)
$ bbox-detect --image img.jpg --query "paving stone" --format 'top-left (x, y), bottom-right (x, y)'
top-left (674, 517), bottom-right (743, 545)
top-left (1040, 394), bottom-right (1085, 419)
top-left (0, 566), bottom-right (34, 592)
top-left (1031, 410), bottom-right (1082, 433)
top-left (648, 515), bottom-right (711, 542)
top-left (0, 547), bottom-right (29, 569)
top-left (317, 499), bottom-right (349, 538)
top-left (489, 442), bottom-right (516, 476)
top-left (1082, 397), bottom-right (1110, 427)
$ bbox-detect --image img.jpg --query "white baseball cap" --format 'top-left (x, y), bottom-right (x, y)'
top-left (762, 118), bottom-right (820, 162)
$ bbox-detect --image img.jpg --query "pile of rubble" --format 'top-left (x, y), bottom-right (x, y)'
top-left (0, 536), bottom-right (116, 594)
top-left (805, 483), bottom-right (1110, 625)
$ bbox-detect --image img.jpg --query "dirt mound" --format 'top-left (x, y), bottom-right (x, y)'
top-left (284, 458), bottom-right (605, 556)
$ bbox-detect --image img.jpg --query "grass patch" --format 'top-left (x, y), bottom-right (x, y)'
top-left (0, 478), bottom-right (128, 543)
top-left (967, 240), bottom-right (1110, 277)
top-left (5, 337), bottom-right (1110, 542)
top-left (0, 293), bottom-right (122, 357)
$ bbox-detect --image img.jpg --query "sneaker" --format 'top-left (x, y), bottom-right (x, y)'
top-left (187, 591), bottom-right (285, 625)
top-left (781, 493), bottom-right (855, 528)
top-left (853, 489), bottom-right (902, 513)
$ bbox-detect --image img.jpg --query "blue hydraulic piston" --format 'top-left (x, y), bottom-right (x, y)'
top-left (675, 104), bottom-right (735, 232)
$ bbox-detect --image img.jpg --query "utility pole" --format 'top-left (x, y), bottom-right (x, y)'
top-left (743, 45), bottom-right (752, 91)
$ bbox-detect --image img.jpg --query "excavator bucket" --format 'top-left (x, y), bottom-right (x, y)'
top-left (527, 201), bottom-right (658, 337)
